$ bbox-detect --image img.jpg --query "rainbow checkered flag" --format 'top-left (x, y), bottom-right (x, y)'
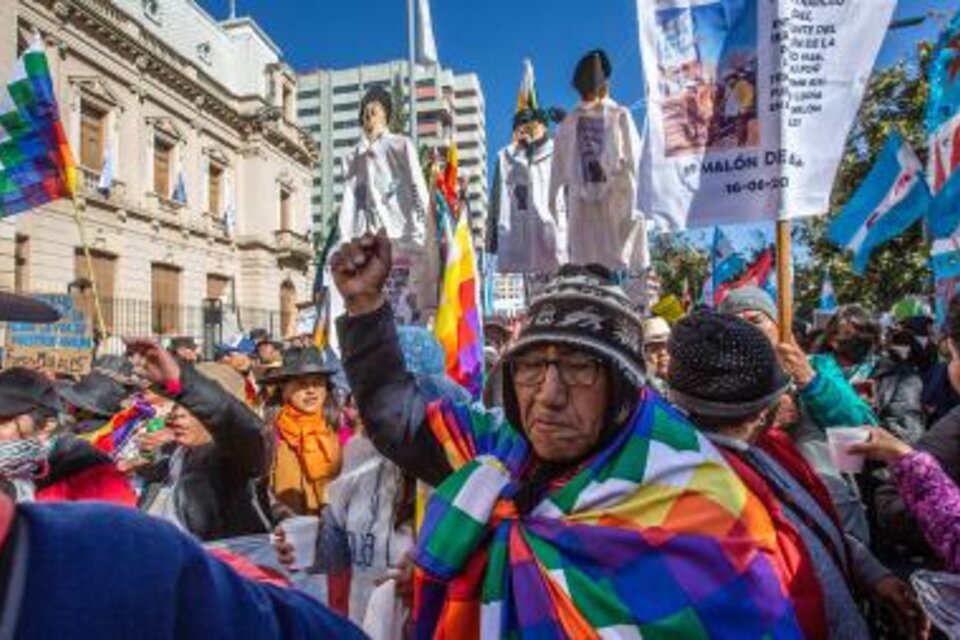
top-left (433, 192), bottom-right (483, 399)
top-left (1, 36), bottom-right (77, 216)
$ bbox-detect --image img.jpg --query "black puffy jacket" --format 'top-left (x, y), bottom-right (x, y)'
top-left (140, 365), bottom-right (269, 541)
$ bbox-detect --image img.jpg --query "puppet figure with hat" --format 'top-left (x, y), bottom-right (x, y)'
top-left (550, 49), bottom-right (644, 273)
top-left (489, 59), bottom-right (568, 275)
top-left (337, 85), bottom-right (431, 246)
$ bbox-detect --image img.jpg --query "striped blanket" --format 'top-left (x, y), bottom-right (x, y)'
top-left (412, 389), bottom-right (804, 639)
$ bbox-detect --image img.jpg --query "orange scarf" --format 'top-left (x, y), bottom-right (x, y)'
top-left (275, 405), bottom-right (338, 480)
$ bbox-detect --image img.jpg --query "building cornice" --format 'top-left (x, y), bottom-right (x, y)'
top-left (30, 0), bottom-right (317, 167)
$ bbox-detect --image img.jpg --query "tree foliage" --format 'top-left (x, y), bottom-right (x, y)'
top-left (651, 233), bottom-right (709, 300)
top-left (794, 45), bottom-right (933, 318)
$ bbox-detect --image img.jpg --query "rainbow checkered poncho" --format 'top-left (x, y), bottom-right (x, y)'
top-left (412, 389), bottom-right (804, 639)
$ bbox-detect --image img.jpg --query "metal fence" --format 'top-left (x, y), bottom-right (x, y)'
top-left (68, 296), bottom-right (283, 354)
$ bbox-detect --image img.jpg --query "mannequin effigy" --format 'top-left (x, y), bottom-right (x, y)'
top-left (549, 50), bottom-right (645, 274)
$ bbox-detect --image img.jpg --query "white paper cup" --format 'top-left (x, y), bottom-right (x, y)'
top-left (827, 427), bottom-right (870, 473)
top-left (280, 516), bottom-right (319, 570)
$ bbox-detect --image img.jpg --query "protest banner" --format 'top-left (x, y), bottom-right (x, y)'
top-left (4, 294), bottom-right (93, 376)
top-left (637, 0), bottom-right (895, 230)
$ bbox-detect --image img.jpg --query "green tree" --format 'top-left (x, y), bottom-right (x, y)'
top-left (651, 232), bottom-right (709, 301)
top-left (794, 45), bottom-right (932, 318)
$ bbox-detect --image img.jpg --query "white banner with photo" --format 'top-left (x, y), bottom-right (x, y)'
top-left (637, 0), bottom-right (894, 230)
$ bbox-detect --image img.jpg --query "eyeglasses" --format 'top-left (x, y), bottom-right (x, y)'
top-left (511, 356), bottom-right (603, 388)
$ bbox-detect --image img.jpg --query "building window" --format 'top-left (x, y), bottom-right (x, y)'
top-left (333, 102), bottom-right (359, 113)
top-left (334, 138), bottom-right (357, 148)
top-left (74, 248), bottom-right (117, 331)
top-left (206, 274), bottom-right (230, 300)
top-left (456, 106), bottom-right (479, 116)
top-left (79, 103), bottom-right (106, 171)
top-left (298, 107), bottom-right (321, 118)
top-left (154, 138), bottom-right (173, 197)
top-left (333, 120), bottom-right (355, 131)
top-left (333, 84), bottom-right (359, 96)
top-left (151, 263), bottom-right (181, 334)
top-left (279, 188), bottom-right (292, 232)
top-left (14, 235), bottom-right (28, 293)
top-left (207, 163), bottom-right (223, 216)
top-left (299, 89), bottom-right (320, 100)
top-left (457, 123), bottom-right (479, 133)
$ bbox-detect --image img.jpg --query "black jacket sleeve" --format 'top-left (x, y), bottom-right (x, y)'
top-left (173, 365), bottom-right (266, 479)
top-left (337, 303), bottom-right (452, 486)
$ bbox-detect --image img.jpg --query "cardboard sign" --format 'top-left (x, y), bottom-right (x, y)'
top-left (4, 294), bottom-right (93, 376)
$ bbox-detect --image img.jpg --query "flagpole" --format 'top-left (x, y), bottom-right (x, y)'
top-left (776, 219), bottom-right (793, 342)
top-left (71, 196), bottom-right (108, 346)
top-left (407, 0), bottom-right (418, 150)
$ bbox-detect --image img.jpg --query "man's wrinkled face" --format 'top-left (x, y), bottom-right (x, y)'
top-left (512, 345), bottom-right (609, 463)
top-left (282, 375), bottom-right (328, 414)
top-left (166, 404), bottom-right (212, 448)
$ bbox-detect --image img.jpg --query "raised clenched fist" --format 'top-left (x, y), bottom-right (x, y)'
top-left (330, 230), bottom-right (392, 316)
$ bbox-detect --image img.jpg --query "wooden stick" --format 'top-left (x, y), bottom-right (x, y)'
top-left (70, 196), bottom-right (108, 343)
top-left (776, 219), bottom-right (793, 342)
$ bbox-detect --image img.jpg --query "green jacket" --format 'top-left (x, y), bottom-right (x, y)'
top-left (798, 354), bottom-right (878, 430)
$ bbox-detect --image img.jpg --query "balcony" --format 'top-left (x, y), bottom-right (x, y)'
top-left (79, 166), bottom-right (127, 206)
top-left (274, 229), bottom-right (313, 262)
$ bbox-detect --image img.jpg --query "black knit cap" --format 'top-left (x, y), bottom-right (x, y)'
top-left (573, 49), bottom-right (612, 97)
top-left (358, 86), bottom-right (393, 127)
top-left (504, 264), bottom-right (645, 387)
top-left (667, 311), bottom-right (789, 419)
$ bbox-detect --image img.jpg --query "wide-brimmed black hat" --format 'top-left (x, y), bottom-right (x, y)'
top-left (56, 371), bottom-right (128, 418)
top-left (0, 292), bottom-right (61, 323)
top-left (262, 346), bottom-right (339, 384)
top-left (0, 367), bottom-right (63, 419)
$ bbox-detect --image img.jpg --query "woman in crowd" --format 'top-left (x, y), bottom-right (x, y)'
top-left (265, 347), bottom-right (343, 517)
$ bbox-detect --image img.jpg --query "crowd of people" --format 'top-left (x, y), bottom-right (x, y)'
top-left (3, 229), bottom-right (960, 637)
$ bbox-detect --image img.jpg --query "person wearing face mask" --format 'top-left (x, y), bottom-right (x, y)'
top-left (488, 59), bottom-right (567, 275)
top-left (264, 347), bottom-right (343, 516)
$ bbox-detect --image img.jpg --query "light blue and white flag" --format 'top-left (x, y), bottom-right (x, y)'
top-left (97, 147), bottom-right (113, 197)
top-left (828, 133), bottom-right (931, 274)
top-left (171, 169), bottom-right (187, 205)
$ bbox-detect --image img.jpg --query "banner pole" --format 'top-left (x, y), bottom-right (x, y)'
top-left (776, 219), bottom-right (793, 342)
top-left (71, 196), bottom-right (108, 345)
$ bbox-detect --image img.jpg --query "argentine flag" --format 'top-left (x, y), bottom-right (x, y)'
top-left (828, 133), bottom-right (931, 275)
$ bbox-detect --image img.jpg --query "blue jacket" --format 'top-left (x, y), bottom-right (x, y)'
top-left (2, 501), bottom-right (364, 639)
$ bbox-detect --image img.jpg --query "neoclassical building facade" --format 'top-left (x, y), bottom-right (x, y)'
top-left (0, 0), bottom-right (317, 342)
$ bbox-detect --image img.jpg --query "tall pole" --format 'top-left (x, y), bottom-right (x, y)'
top-left (407, 0), bottom-right (418, 150)
top-left (776, 219), bottom-right (793, 342)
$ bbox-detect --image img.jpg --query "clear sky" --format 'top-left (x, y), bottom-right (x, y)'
top-left (198, 0), bottom-right (956, 251)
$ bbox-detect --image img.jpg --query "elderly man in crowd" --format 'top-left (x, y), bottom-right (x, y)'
top-left (330, 231), bottom-right (808, 637)
top-left (667, 311), bottom-right (928, 639)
